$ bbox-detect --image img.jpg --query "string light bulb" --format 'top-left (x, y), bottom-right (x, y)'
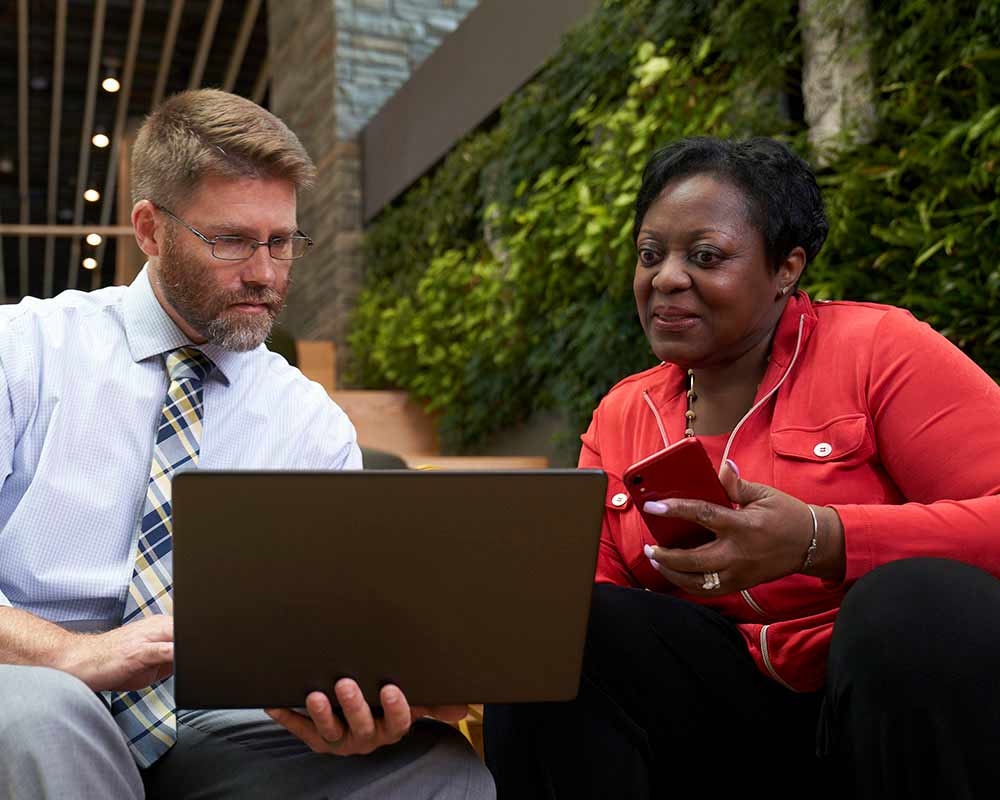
top-left (86, 233), bottom-right (102, 246)
top-left (84, 189), bottom-right (100, 202)
top-left (92, 132), bottom-right (110, 148)
top-left (102, 76), bottom-right (120, 93)
top-left (82, 257), bottom-right (98, 270)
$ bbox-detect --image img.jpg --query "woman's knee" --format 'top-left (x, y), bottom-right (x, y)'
top-left (829, 558), bottom-right (1000, 696)
top-left (584, 584), bottom-right (676, 678)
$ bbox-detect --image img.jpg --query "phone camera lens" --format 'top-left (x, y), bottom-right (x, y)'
top-left (631, 476), bottom-right (643, 485)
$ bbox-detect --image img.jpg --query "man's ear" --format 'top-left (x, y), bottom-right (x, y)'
top-left (132, 200), bottom-right (163, 257)
top-left (775, 246), bottom-right (807, 299)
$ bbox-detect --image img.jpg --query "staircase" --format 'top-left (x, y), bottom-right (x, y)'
top-left (297, 340), bottom-right (549, 470)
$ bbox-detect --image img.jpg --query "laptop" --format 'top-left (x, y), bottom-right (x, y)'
top-left (172, 469), bottom-right (606, 709)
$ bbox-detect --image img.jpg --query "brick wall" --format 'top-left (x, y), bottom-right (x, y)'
top-left (268, 0), bottom-right (478, 381)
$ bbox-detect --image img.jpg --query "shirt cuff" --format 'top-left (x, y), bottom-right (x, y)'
top-left (827, 503), bottom-right (875, 586)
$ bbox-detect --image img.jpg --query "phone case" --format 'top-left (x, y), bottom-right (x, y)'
top-left (622, 437), bottom-right (732, 548)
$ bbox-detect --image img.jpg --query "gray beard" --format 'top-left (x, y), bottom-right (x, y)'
top-left (203, 312), bottom-right (274, 352)
top-left (158, 233), bottom-right (288, 352)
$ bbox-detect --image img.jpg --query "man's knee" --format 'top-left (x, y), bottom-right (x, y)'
top-left (0, 664), bottom-right (110, 743)
top-left (0, 664), bottom-right (142, 798)
top-left (410, 720), bottom-right (495, 799)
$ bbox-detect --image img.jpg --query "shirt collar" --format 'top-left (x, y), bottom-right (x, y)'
top-left (122, 264), bottom-right (245, 385)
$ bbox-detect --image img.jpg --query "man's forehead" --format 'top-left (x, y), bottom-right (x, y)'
top-left (178, 174), bottom-right (299, 229)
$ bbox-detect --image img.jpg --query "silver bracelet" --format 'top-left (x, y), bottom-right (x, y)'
top-left (801, 504), bottom-right (819, 572)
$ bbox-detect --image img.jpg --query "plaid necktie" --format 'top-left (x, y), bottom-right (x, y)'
top-left (111, 347), bottom-right (214, 768)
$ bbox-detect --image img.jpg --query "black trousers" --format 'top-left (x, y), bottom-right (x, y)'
top-left (485, 558), bottom-right (1000, 799)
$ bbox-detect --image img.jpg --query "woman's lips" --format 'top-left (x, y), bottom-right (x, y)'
top-left (651, 307), bottom-right (699, 333)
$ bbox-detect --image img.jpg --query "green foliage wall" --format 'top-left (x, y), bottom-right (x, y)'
top-left (349, 0), bottom-right (999, 455)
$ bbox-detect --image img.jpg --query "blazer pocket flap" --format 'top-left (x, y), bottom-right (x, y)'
top-left (772, 415), bottom-right (867, 461)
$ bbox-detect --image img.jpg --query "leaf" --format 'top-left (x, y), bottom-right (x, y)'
top-left (966, 105), bottom-right (1000, 145)
top-left (914, 239), bottom-right (947, 267)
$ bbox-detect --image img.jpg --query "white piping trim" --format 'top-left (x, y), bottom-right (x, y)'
top-left (721, 314), bottom-right (806, 621)
top-left (742, 590), bottom-right (766, 617)
top-left (642, 390), bottom-right (670, 449)
top-left (721, 314), bottom-right (806, 466)
top-left (760, 625), bottom-right (798, 692)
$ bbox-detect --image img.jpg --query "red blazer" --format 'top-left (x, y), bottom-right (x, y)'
top-left (580, 291), bottom-right (1000, 691)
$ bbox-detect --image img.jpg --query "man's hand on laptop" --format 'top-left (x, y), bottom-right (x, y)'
top-left (55, 614), bottom-right (175, 691)
top-left (265, 678), bottom-right (468, 756)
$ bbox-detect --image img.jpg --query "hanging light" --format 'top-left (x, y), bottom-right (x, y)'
top-left (82, 257), bottom-right (98, 270)
top-left (92, 131), bottom-right (110, 148)
top-left (86, 233), bottom-right (102, 246)
top-left (101, 58), bottom-right (121, 94)
top-left (84, 189), bottom-right (100, 202)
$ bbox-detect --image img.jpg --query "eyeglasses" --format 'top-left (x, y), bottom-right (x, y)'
top-left (156, 206), bottom-right (313, 261)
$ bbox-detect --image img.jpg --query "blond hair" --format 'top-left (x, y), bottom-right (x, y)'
top-left (131, 89), bottom-right (316, 210)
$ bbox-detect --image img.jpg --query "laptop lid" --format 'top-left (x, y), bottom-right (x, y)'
top-left (172, 469), bottom-right (606, 709)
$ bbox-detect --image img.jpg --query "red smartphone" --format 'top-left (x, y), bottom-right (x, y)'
top-left (622, 438), bottom-right (732, 548)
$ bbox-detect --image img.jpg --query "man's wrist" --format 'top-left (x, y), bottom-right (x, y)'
top-left (0, 606), bottom-right (80, 671)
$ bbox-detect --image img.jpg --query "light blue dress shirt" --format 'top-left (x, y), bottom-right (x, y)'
top-left (0, 266), bottom-right (361, 631)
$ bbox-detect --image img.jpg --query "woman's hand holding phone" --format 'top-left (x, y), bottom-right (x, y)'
top-left (623, 437), bottom-right (732, 549)
top-left (641, 458), bottom-right (847, 595)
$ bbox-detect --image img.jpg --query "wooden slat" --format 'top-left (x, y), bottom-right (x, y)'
top-left (296, 340), bottom-right (337, 392)
top-left (251, 56), bottom-right (270, 104)
top-left (223, 0), bottom-right (262, 92)
top-left (17, 0), bottom-right (29, 297)
top-left (329, 389), bottom-right (440, 456)
top-left (151, 0), bottom-right (185, 109)
top-left (188, 0), bottom-right (223, 89)
top-left (43, 0), bottom-right (68, 298)
top-left (67, 0), bottom-right (107, 290)
top-left (0, 208), bottom-right (6, 299)
top-left (405, 455), bottom-right (549, 470)
top-left (0, 224), bottom-right (134, 237)
top-left (93, 0), bottom-right (145, 291)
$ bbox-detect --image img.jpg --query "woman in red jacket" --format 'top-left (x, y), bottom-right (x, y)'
top-left (485, 137), bottom-right (1000, 799)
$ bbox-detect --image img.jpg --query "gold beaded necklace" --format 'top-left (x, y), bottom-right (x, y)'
top-left (685, 368), bottom-right (697, 437)
top-left (687, 368), bottom-right (765, 438)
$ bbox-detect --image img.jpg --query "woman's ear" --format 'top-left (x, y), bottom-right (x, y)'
top-left (132, 200), bottom-right (162, 257)
top-left (775, 246), bottom-right (807, 299)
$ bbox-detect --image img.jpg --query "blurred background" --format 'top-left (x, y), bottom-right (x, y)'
top-left (1, 0), bottom-right (997, 466)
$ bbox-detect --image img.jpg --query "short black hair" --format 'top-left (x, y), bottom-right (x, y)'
top-left (633, 136), bottom-right (828, 272)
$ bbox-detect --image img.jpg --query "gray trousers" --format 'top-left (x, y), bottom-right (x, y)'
top-left (0, 665), bottom-right (494, 799)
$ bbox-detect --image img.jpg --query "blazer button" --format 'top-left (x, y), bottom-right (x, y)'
top-left (813, 442), bottom-right (833, 457)
top-left (611, 492), bottom-right (628, 507)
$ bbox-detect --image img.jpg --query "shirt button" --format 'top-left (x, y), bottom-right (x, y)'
top-left (813, 442), bottom-right (833, 458)
top-left (611, 492), bottom-right (628, 507)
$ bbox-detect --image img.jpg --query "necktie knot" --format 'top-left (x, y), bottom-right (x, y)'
top-left (165, 347), bottom-right (214, 384)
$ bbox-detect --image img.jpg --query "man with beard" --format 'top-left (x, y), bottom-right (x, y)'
top-left (0, 89), bottom-right (494, 800)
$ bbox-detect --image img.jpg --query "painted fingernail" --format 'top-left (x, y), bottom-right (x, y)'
top-left (383, 687), bottom-right (400, 704)
top-left (643, 544), bottom-right (654, 558)
top-left (649, 559), bottom-right (661, 572)
top-left (726, 459), bottom-right (740, 478)
top-left (644, 500), bottom-right (669, 514)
